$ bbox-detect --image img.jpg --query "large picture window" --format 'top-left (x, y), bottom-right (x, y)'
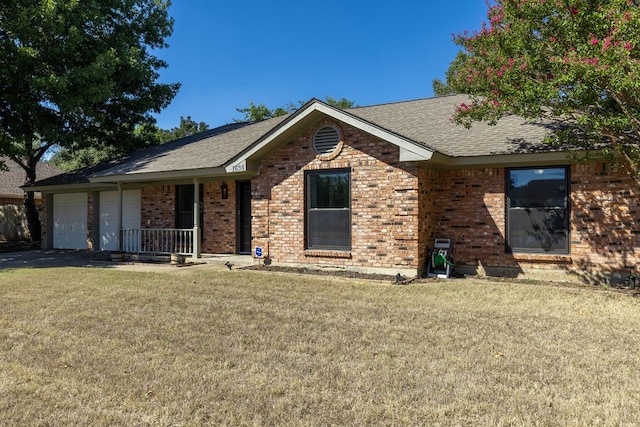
top-left (306, 169), bottom-right (351, 250)
top-left (506, 167), bottom-right (569, 254)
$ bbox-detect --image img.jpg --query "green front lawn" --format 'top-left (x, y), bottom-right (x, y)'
top-left (1, 267), bottom-right (638, 425)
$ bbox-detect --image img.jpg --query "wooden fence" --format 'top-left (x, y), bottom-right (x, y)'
top-left (0, 204), bottom-right (29, 241)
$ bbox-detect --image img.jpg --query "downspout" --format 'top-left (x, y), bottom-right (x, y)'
top-left (192, 177), bottom-right (201, 259)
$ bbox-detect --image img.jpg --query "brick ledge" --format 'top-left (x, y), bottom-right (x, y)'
top-left (304, 250), bottom-right (352, 259)
top-left (511, 253), bottom-right (572, 263)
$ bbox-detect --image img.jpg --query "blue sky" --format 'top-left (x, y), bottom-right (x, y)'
top-left (153, 1), bottom-right (490, 130)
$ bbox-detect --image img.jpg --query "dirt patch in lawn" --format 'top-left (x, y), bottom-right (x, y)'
top-left (242, 264), bottom-right (397, 282)
top-left (242, 264), bottom-right (640, 296)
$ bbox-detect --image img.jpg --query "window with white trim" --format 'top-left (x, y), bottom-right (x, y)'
top-left (506, 167), bottom-right (569, 253)
top-left (306, 169), bottom-right (351, 250)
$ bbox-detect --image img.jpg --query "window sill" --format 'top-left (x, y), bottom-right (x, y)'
top-left (304, 249), bottom-right (352, 259)
top-left (511, 253), bottom-right (572, 263)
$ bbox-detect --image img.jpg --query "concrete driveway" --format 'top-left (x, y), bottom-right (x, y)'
top-left (0, 249), bottom-right (252, 272)
top-left (0, 249), bottom-right (113, 269)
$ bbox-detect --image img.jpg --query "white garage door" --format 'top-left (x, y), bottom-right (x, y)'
top-left (53, 193), bottom-right (88, 249)
top-left (99, 190), bottom-right (141, 251)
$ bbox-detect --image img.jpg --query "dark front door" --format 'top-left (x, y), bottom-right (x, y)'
top-left (237, 181), bottom-right (252, 254)
top-left (176, 184), bottom-right (203, 229)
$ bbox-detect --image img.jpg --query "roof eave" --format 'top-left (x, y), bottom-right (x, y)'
top-left (89, 166), bottom-right (229, 184)
top-left (23, 182), bottom-right (116, 193)
top-left (427, 149), bottom-right (600, 169)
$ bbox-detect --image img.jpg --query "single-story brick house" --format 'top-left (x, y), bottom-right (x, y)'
top-left (27, 95), bottom-right (639, 282)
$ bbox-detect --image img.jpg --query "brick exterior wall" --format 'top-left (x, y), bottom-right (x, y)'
top-left (251, 120), bottom-right (422, 272)
top-left (141, 185), bottom-right (175, 229)
top-left (417, 167), bottom-right (438, 272)
top-left (39, 195), bottom-right (48, 246)
top-left (203, 182), bottom-right (236, 253)
top-left (425, 164), bottom-right (640, 280)
top-left (570, 163), bottom-right (640, 279)
top-left (429, 168), bottom-right (508, 271)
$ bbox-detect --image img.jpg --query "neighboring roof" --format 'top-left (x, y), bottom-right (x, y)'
top-left (0, 157), bottom-right (61, 198)
top-left (28, 95), bottom-right (572, 190)
top-left (23, 158), bottom-right (125, 188)
top-left (346, 95), bottom-right (555, 157)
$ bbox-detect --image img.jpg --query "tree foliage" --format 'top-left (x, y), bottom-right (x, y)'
top-left (324, 96), bottom-right (358, 110)
top-left (235, 97), bottom-right (358, 122)
top-left (48, 123), bottom-right (159, 172)
top-left (445, 0), bottom-right (640, 173)
top-left (235, 101), bottom-right (295, 122)
top-left (432, 78), bottom-right (456, 97)
top-left (0, 0), bottom-right (179, 239)
top-left (50, 116), bottom-right (210, 171)
top-left (48, 144), bottom-right (122, 173)
top-left (159, 116), bottom-right (210, 142)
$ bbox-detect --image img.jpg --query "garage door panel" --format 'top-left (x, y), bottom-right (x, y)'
top-left (53, 193), bottom-right (88, 249)
top-left (99, 190), bottom-right (141, 251)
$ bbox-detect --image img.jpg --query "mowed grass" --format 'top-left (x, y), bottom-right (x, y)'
top-left (1, 267), bottom-right (639, 426)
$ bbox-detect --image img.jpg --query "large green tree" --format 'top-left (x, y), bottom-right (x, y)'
top-left (0, 0), bottom-right (179, 240)
top-left (444, 0), bottom-right (640, 173)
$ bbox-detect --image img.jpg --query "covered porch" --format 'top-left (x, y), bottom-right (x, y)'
top-left (109, 178), bottom-right (205, 259)
top-left (107, 177), bottom-right (252, 259)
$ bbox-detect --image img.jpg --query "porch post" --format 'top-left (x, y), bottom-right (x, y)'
top-left (192, 178), bottom-right (201, 259)
top-left (116, 182), bottom-right (123, 251)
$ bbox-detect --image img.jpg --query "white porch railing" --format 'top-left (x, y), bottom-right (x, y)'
top-left (122, 228), bottom-right (193, 255)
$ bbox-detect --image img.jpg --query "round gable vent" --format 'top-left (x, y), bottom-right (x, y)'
top-left (313, 126), bottom-right (341, 156)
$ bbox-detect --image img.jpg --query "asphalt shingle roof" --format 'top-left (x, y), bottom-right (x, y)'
top-left (346, 95), bottom-right (554, 157)
top-left (30, 95), bottom-right (564, 187)
top-left (94, 118), bottom-right (288, 178)
top-left (0, 158), bottom-right (61, 197)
